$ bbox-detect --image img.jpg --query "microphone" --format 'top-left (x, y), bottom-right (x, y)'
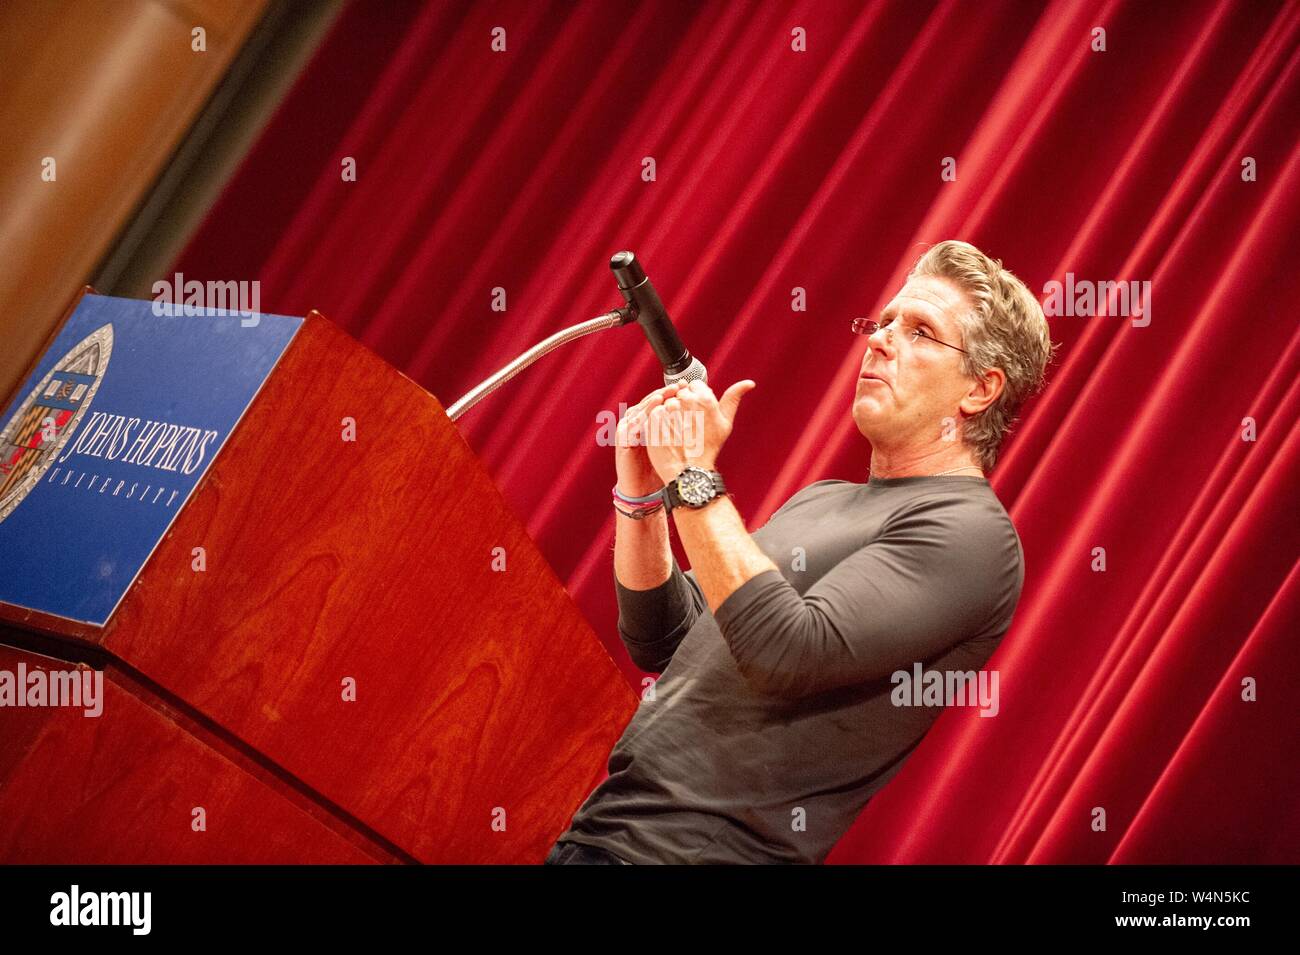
top-left (610, 251), bottom-right (707, 386)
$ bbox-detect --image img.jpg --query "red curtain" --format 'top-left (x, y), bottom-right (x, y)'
top-left (175, 0), bottom-right (1300, 863)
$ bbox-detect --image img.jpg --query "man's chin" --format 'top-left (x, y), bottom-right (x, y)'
top-left (853, 396), bottom-right (887, 421)
top-left (852, 407), bottom-right (885, 440)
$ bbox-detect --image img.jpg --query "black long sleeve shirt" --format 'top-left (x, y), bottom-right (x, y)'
top-left (557, 474), bottom-right (1025, 864)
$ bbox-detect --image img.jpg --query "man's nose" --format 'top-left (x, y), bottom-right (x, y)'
top-left (867, 325), bottom-right (895, 360)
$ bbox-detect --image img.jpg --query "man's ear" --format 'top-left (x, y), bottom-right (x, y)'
top-left (959, 367), bottom-right (1004, 417)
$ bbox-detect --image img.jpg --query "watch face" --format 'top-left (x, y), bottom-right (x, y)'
top-left (677, 467), bottom-right (714, 505)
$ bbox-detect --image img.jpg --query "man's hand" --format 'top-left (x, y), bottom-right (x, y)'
top-left (646, 379), bottom-right (756, 484)
top-left (615, 381), bottom-right (690, 497)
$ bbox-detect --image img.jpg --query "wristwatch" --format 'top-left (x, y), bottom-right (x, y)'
top-left (661, 466), bottom-right (728, 516)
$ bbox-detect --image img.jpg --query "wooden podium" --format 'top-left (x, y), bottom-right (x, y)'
top-left (0, 291), bottom-right (636, 863)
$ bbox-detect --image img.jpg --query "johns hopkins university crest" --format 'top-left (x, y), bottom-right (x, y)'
top-left (0, 325), bottom-right (113, 525)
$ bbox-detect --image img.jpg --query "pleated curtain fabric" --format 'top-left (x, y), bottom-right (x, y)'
top-left (174, 0), bottom-right (1300, 864)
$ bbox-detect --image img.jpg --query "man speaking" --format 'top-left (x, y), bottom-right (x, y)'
top-left (547, 240), bottom-right (1055, 864)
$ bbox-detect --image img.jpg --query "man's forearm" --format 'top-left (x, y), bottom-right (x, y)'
top-left (669, 496), bottom-right (779, 614)
top-left (613, 508), bottom-right (673, 590)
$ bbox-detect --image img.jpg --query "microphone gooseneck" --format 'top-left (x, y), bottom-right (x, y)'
top-left (445, 252), bottom-right (706, 422)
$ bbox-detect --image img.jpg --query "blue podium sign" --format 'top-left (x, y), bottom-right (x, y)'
top-left (0, 294), bottom-right (302, 625)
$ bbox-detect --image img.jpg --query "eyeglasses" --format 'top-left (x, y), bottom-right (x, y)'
top-left (851, 317), bottom-right (968, 355)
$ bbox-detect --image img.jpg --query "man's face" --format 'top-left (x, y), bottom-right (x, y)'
top-left (852, 274), bottom-right (974, 448)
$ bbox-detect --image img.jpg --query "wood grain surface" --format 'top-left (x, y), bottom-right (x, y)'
top-left (0, 311), bottom-right (635, 863)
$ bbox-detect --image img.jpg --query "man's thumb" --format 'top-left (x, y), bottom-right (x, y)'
top-left (719, 379), bottom-right (757, 421)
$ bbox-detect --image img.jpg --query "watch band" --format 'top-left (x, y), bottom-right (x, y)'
top-left (662, 467), bottom-right (727, 516)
